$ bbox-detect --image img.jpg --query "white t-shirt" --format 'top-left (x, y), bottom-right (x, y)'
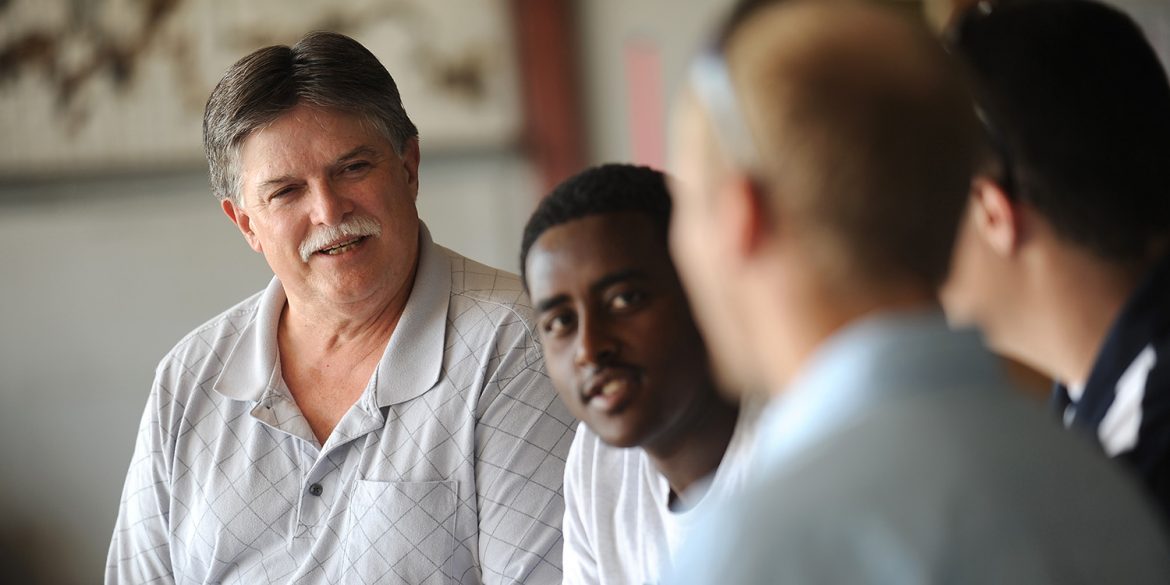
top-left (561, 403), bottom-right (760, 585)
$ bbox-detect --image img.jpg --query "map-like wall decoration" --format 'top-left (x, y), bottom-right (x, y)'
top-left (0, 0), bottom-right (522, 178)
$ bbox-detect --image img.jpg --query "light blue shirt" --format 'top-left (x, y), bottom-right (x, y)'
top-left (669, 309), bottom-right (1170, 584)
top-left (750, 309), bottom-right (1005, 472)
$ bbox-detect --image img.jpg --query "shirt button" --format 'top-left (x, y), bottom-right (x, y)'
top-left (308, 483), bottom-right (323, 497)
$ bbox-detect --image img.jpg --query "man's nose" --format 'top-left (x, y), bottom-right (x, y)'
top-left (574, 314), bottom-right (618, 368)
top-left (308, 180), bottom-right (354, 226)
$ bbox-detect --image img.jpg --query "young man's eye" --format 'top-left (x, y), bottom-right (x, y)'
top-left (610, 291), bottom-right (645, 311)
top-left (542, 312), bottom-right (576, 337)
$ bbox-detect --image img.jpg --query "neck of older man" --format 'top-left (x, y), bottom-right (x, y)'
top-left (276, 261), bottom-right (420, 445)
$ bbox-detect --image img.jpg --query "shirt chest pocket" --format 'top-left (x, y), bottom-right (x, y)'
top-left (343, 479), bottom-right (459, 584)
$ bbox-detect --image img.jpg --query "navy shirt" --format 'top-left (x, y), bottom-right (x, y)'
top-left (1053, 254), bottom-right (1170, 522)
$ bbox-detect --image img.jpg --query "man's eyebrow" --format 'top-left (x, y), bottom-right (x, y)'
top-left (590, 269), bottom-right (647, 294)
top-left (533, 268), bottom-right (648, 314)
top-left (254, 146), bottom-right (381, 190)
top-left (535, 294), bottom-right (570, 314)
top-left (257, 174), bottom-right (298, 190)
top-left (334, 145), bottom-right (380, 164)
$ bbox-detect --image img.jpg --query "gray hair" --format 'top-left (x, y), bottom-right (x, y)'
top-left (203, 31), bottom-right (419, 203)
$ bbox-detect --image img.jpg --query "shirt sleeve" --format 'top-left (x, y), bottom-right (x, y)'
top-left (561, 426), bottom-right (600, 585)
top-left (1119, 350), bottom-right (1170, 523)
top-left (1061, 343), bottom-right (1170, 522)
top-left (473, 316), bottom-right (575, 585)
top-left (105, 367), bottom-right (175, 585)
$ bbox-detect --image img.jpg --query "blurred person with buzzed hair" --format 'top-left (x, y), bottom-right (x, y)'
top-left (665, 1), bottom-right (1170, 583)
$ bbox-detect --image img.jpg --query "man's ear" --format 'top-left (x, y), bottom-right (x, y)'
top-left (401, 137), bottom-right (421, 200)
top-left (719, 173), bottom-right (770, 262)
top-left (221, 198), bottom-right (263, 253)
top-left (970, 176), bottom-right (1021, 257)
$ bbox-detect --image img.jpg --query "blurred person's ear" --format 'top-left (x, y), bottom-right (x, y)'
top-left (970, 176), bottom-right (1021, 257)
top-left (720, 174), bottom-right (771, 263)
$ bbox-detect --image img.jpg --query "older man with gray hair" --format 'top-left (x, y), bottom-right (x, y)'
top-left (106, 31), bottom-right (572, 584)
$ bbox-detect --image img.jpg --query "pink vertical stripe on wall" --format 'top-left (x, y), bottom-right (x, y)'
top-left (624, 39), bottom-right (666, 170)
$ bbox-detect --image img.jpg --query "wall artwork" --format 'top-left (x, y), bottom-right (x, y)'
top-left (0, 0), bottom-right (522, 178)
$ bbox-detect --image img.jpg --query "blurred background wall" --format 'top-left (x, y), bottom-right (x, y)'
top-left (0, 0), bottom-right (1166, 583)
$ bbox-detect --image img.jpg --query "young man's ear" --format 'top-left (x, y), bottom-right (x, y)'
top-left (970, 176), bottom-right (1022, 257)
top-left (221, 198), bottom-right (264, 253)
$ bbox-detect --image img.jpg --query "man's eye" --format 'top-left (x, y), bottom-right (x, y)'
top-left (610, 291), bottom-right (645, 311)
top-left (542, 313), bottom-right (576, 337)
top-left (270, 186), bottom-right (297, 200)
top-left (343, 161), bottom-right (371, 174)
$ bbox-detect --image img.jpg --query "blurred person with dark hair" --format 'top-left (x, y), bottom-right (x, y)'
top-left (520, 164), bottom-right (759, 585)
top-left (665, 1), bottom-right (1170, 582)
top-left (106, 31), bottom-right (571, 584)
top-left (943, 0), bottom-right (1170, 519)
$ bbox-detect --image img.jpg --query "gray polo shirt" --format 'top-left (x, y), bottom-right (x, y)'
top-left (107, 225), bottom-right (575, 584)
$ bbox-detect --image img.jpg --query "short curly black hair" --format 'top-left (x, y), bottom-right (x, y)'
top-left (520, 164), bottom-right (672, 289)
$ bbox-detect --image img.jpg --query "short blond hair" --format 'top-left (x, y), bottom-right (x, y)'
top-left (727, 1), bottom-right (979, 290)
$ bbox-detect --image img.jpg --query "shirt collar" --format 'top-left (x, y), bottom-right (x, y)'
top-left (1055, 252), bottom-right (1170, 422)
top-left (369, 222), bottom-right (449, 408)
top-left (213, 222), bottom-right (450, 407)
top-left (212, 277), bottom-right (286, 402)
top-left (754, 308), bottom-right (1003, 469)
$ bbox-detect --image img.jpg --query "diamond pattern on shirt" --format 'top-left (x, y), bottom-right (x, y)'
top-left (106, 240), bottom-right (573, 585)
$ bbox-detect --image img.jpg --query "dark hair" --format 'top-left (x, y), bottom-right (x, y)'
top-left (520, 164), bottom-right (672, 288)
top-left (950, 0), bottom-right (1170, 262)
top-left (203, 31), bottom-right (419, 203)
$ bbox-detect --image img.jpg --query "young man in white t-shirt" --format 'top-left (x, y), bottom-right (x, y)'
top-left (520, 164), bottom-right (758, 585)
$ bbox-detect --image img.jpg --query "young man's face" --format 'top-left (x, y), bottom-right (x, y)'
top-left (940, 181), bottom-right (1020, 352)
top-left (941, 198), bottom-right (992, 327)
top-left (525, 212), bottom-right (715, 448)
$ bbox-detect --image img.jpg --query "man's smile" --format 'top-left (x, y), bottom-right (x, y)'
top-left (317, 235), bottom-right (370, 256)
top-left (582, 367), bottom-right (641, 414)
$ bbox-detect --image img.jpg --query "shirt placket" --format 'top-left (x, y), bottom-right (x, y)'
top-left (290, 395), bottom-right (387, 547)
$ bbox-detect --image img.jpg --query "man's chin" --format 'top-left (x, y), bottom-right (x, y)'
top-left (590, 418), bottom-right (652, 450)
top-left (938, 297), bottom-right (978, 331)
top-left (302, 275), bottom-right (383, 306)
top-left (697, 338), bottom-right (757, 398)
